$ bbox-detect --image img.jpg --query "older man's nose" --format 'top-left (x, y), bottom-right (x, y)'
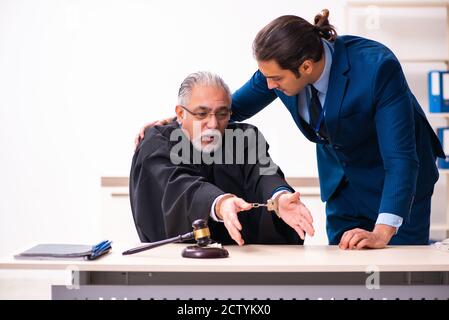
top-left (206, 114), bottom-right (218, 128)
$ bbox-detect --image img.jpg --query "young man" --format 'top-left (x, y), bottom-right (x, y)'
top-left (230, 11), bottom-right (444, 248)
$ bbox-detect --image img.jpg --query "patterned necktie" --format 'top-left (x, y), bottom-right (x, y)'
top-left (309, 85), bottom-right (328, 141)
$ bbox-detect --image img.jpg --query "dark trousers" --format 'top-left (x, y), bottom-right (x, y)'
top-left (325, 178), bottom-right (432, 245)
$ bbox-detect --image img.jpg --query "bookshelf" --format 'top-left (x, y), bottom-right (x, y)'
top-left (427, 113), bottom-right (449, 119)
top-left (345, 0), bottom-right (449, 239)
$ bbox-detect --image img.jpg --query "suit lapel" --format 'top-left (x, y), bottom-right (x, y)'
top-left (280, 92), bottom-right (319, 143)
top-left (324, 37), bottom-right (350, 142)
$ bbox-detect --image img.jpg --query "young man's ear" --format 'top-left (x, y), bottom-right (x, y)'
top-left (300, 59), bottom-right (314, 75)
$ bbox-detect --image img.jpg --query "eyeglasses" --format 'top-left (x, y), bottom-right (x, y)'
top-left (180, 105), bottom-right (232, 121)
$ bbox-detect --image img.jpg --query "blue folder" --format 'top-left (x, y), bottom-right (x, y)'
top-left (14, 240), bottom-right (112, 260)
top-left (428, 71), bottom-right (449, 113)
top-left (437, 127), bottom-right (449, 169)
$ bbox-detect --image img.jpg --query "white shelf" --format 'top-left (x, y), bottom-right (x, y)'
top-left (346, 0), bottom-right (449, 8)
top-left (400, 58), bottom-right (449, 64)
top-left (427, 113), bottom-right (449, 118)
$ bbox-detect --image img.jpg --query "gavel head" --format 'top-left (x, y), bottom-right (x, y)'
top-left (192, 219), bottom-right (212, 247)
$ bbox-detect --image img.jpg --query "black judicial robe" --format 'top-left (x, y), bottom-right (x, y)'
top-left (129, 121), bottom-right (302, 245)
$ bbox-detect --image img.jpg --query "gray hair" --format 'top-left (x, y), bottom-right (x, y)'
top-left (178, 71), bottom-right (232, 106)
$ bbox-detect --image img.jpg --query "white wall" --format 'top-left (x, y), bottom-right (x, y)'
top-left (0, 0), bottom-right (341, 255)
top-left (0, 0), bottom-right (446, 257)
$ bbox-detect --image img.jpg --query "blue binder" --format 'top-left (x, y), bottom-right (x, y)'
top-left (428, 71), bottom-right (449, 113)
top-left (437, 127), bottom-right (449, 169)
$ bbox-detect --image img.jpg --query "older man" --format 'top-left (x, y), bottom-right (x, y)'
top-left (130, 71), bottom-right (314, 245)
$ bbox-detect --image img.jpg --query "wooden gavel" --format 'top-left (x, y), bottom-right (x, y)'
top-left (122, 219), bottom-right (211, 255)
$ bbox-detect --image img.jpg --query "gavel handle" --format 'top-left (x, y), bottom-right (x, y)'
top-left (122, 231), bottom-right (194, 255)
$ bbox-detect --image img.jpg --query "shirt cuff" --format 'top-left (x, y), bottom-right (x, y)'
top-left (271, 186), bottom-right (294, 199)
top-left (376, 213), bottom-right (403, 234)
top-left (210, 194), bottom-right (228, 222)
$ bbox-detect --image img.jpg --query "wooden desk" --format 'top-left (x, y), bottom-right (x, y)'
top-left (1, 244), bottom-right (448, 300)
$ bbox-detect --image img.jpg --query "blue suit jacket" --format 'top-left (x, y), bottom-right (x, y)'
top-left (231, 35), bottom-right (444, 227)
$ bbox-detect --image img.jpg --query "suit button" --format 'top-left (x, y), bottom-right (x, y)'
top-left (333, 145), bottom-right (342, 150)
